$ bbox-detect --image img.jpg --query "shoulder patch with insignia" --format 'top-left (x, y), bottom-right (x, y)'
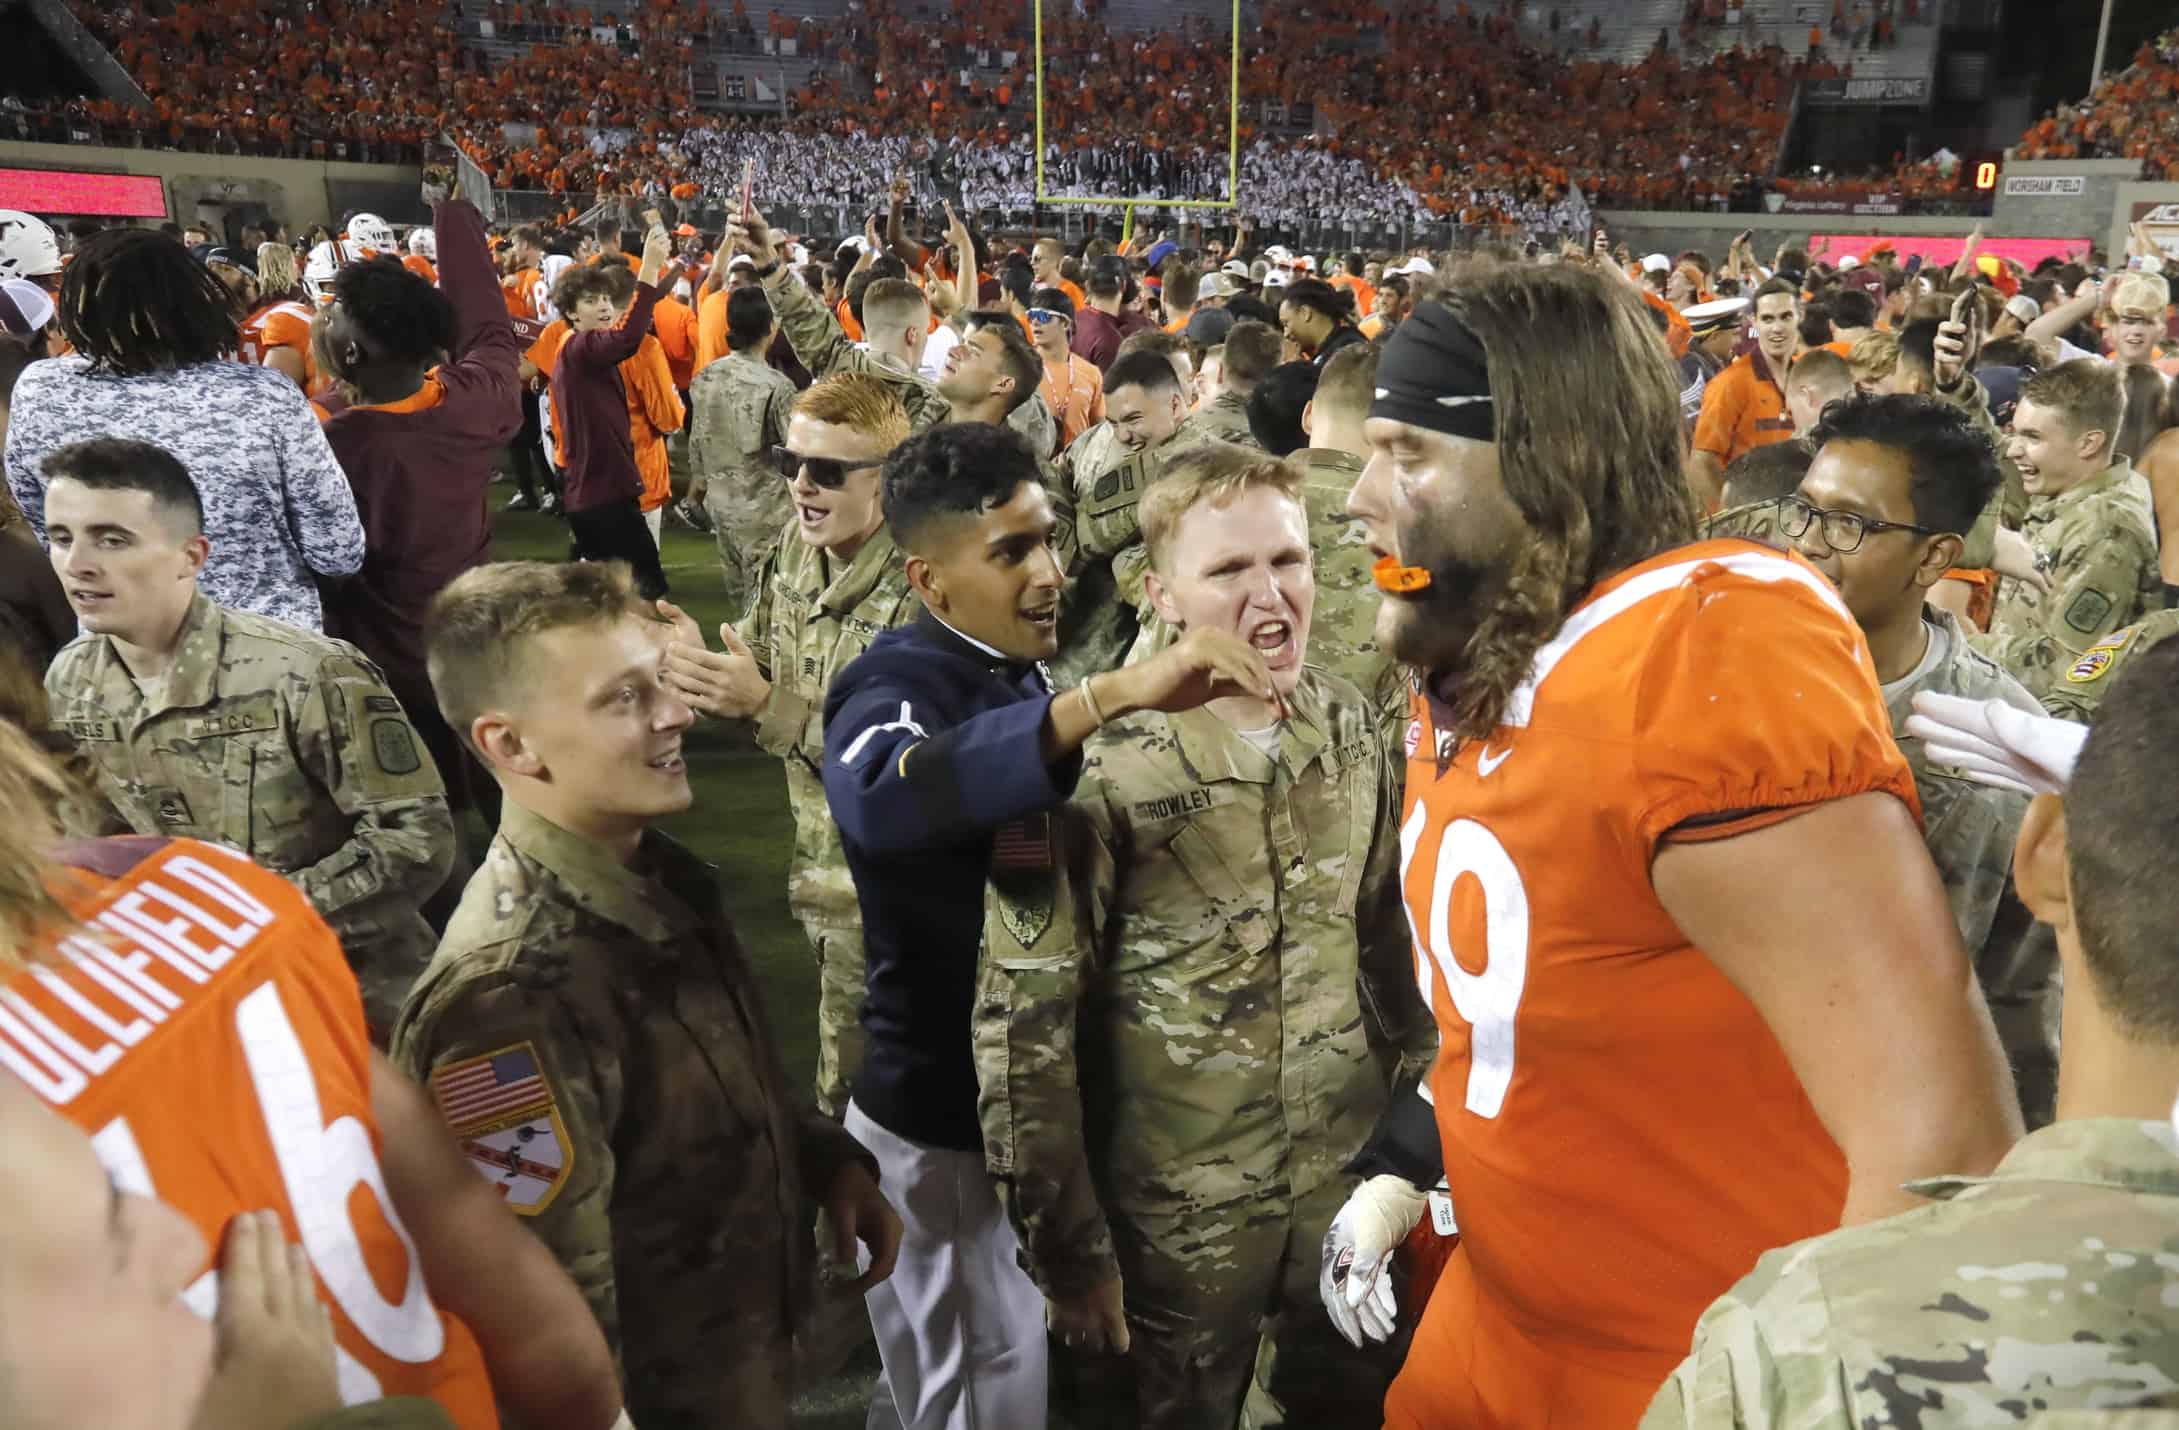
top-left (993, 870), bottom-right (1054, 949)
top-left (371, 717), bottom-right (423, 774)
top-left (2063, 588), bottom-right (2116, 635)
top-left (429, 1043), bottom-right (572, 1214)
top-left (2067, 649), bottom-right (2115, 684)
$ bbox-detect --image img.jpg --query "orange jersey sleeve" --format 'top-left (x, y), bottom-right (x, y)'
top-left (240, 301), bottom-right (320, 390)
top-left (1385, 542), bottom-right (1914, 1429)
top-left (403, 254), bottom-right (439, 284)
top-left (6, 838), bottom-right (497, 1428)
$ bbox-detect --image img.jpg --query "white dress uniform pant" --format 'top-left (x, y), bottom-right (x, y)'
top-left (846, 1100), bottom-right (1048, 1430)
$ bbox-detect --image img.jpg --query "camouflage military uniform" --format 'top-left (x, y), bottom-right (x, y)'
top-left (688, 347), bottom-right (796, 621)
top-left (1882, 609), bottom-right (2056, 1127)
top-left (978, 669), bottom-right (1432, 1429)
top-left (1048, 430), bottom-right (1211, 688)
top-left (1296, 447), bottom-right (1406, 737)
top-left (1972, 459), bottom-right (2161, 702)
top-left (1643, 1118), bottom-right (2179, 1429)
top-left (1176, 388), bottom-right (1257, 449)
top-left (744, 521), bottom-right (918, 1116)
top-left (1124, 447), bottom-right (1408, 746)
top-left (2040, 607), bottom-right (2179, 723)
top-left (45, 591), bottom-right (451, 1032)
top-left (390, 800), bottom-right (875, 1430)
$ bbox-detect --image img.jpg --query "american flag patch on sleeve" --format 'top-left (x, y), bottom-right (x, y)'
top-left (429, 1042), bottom-right (573, 1215)
top-left (990, 813), bottom-right (1054, 872)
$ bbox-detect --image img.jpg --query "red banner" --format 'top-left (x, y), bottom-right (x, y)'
top-left (0, 168), bottom-right (167, 218)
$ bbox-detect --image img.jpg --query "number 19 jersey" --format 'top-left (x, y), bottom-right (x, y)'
top-left (0, 836), bottom-right (497, 1428)
top-left (1383, 542), bottom-right (1919, 1428)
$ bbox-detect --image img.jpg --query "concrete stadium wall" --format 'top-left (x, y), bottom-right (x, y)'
top-left (0, 141), bottom-right (418, 232)
top-left (1986, 158), bottom-right (2143, 251)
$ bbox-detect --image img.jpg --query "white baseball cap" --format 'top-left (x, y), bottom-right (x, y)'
top-left (727, 253), bottom-right (757, 271)
top-left (1388, 257), bottom-right (1435, 276)
top-left (1263, 269), bottom-right (1291, 290)
top-left (1837, 255), bottom-right (1860, 271)
top-left (1641, 253), bottom-right (1672, 274)
top-left (0, 277), bottom-right (54, 338)
top-left (1221, 258), bottom-right (1251, 278)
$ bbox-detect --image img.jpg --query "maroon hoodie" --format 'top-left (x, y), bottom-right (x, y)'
top-left (551, 281), bottom-right (662, 514)
top-left (319, 197), bottom-right (519, 689)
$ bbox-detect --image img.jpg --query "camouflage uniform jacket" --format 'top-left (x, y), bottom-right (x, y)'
top-left (45, 591), bottom-right (451, 1023)
top-left (1884, 610), bottom-right (2039, 972)
top-left (744, 524), bottom-right (918, 924)
top-left (390, 801), bottom-right (874, 1428)
top-left (764, 265), bottom-right (951, 433)
top-left (760, 266), bottom-right (1060, 456)
top-left (1176, 388), bottom-right (1258, 449)
top-left (1048, 430), bottom-right (1207, 687)
top-left (1297, 447), bottom-right (1407, 732)
top-left (1973, 459), bottom-right (2161, 701)
top-left (688, 349), bottom-right (796, 499)
top-left (977, 668), bottom-right (1432, 1298)
top-left (1643, 1118), bottom-right (2179, 1429)
top-left (2041, 607), bottom-right (2179, 723)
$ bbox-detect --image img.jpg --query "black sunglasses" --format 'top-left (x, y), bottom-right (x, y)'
top-left (772, 446), bottom-right (881, 490)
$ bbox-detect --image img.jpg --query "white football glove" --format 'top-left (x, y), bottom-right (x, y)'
top-left (1319, 1174), bottom-right (1429, 1348)
top-left (1905, 691), bottom-right (2086, 798)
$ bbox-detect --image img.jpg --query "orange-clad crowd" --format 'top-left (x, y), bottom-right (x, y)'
top-left (2016, 30), bottom-right (2179, 180)
top-left (33, 0), bottom-right (1982, 224)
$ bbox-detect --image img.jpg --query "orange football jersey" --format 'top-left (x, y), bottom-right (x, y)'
top-left (1, 837), bottom-right (498, 1428)
top-left (240, 299), bottom-right (319, 390)
top-left (1383, 541), bottom-right (1917, 1428)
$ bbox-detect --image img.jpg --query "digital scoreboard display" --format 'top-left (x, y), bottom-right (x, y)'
top-left (0, 169), bottom-right (168, 218)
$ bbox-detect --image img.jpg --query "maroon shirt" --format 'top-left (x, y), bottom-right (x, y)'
top-left (1071, 306), bottom-right (1125, 372)
top-left (550, 281), bottom-right (661, 514)
top-left (319, 197), bottom-right (519, 687)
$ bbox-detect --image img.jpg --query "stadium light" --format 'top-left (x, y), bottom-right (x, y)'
top-left (1033, 0), bottom-right (1239, 210)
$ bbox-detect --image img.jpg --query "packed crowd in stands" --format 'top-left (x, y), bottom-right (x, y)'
top-left (27, 0), bottom-right (1972, 236)
top-left (2016, 28), bottom-right (2179, 181)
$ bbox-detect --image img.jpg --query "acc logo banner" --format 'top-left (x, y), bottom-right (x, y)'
top-left (429, 1042), bottom-right (573, 1215)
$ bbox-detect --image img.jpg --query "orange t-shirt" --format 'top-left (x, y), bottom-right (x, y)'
top-left (694, 286), bottom-right (730, 376)
top-left (9, 837), bottom-right (498, 1427)
top-left (240, 299), bottom-right (319, 390)
top-left (1383, 542), bottom-right (1915, 1429)
top-left (650, 296), bottom-right (698, 392)
top-left (526, 319), bottom-right (570, 379)
top-left (1691, 350), bottom-right (1794, 466)
top-left (621, 333), bottom-right (684, 511)
top-left (403, 254), bottom-right (439, 284)
top-left (834, 296), bottom-right (865, 343)
top-left (503, 267), bottom-right (544, 320)
top-left (1057, 278), bottom-right (1087, 315)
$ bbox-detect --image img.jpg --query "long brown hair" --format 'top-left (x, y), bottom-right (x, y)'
top-left (0, 643), bottom-right (71, 971)
top-left (1437, 263), bottom-right (1697, 741)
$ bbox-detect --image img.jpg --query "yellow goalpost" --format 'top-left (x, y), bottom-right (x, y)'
top-left (1032, 0), bottom-right (1241, 213)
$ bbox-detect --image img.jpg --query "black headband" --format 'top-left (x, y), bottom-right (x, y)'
top-left (1370, 301), bottom-right (1495, 441)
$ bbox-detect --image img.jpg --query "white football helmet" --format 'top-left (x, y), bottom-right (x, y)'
top-left (407, 227), bottom-right (436, 260)
top-left (0, 210), bottom-right (62, 280)
top-left (345, 212), bottom-right (395, 253)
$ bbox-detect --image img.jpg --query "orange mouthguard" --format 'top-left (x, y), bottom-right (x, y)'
top-left (1373, 554), bottom-right (1434, 593)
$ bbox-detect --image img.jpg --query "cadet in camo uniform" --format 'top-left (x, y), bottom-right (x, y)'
top-left (39, 440), bottom-right (450, 1034)
top-left (1792, 393), bottom-right (2056, 1126)
top-left (1646, 636), bottom-right (2179, 1430)
top-left (733, 374), bottom-right (919, 1118)
top-left (392, 559), bottom-right (891, 1430)
top-left (979, 461), bottom-right (1430, 1429)
top-left (1972, 361), bottom-right (2160, 701)
top-left (687, 286), bottom-right (796, 621)
top-left (743, 212), bottom-right (1058, 458)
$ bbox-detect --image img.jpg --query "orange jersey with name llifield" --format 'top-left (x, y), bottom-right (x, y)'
top-left (240, 300), bottom-right (319, 390)
top-left (1383, 541), bottom-right (1917, 1428)
top-left (1, 837), bottom-right (498, 1428)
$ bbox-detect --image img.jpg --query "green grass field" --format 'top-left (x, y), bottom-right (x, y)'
top-left (486, 498), bottom-right (882, 1426)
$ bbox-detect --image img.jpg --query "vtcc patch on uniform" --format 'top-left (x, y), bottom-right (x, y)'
top-left (429, 1042), bottom-right (572, 1214)
top-left (371, 718), bottom-right (422, 774)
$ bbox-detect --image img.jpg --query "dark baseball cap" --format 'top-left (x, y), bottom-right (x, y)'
top-left (1184, 307), bottom-right (1236, 347)
top-left (199, 246), bottom-right (249, 270)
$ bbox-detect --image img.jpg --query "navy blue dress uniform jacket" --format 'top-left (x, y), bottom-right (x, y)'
top-left (821, 610), bottom-right (1085, 1151)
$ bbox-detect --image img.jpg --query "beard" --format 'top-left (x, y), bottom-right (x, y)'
top-left (1378, 507), bottom-right (1516, 676)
